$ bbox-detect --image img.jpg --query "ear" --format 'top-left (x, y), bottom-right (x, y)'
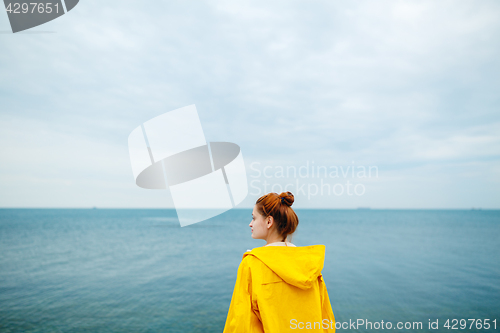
top-left (266, 216), bottom-right (274, 229)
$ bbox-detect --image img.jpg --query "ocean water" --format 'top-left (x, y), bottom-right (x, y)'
top-left (0, 209), bottom-right (499, 332)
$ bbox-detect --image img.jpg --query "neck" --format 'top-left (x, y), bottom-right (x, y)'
top-left (265, 234), bottom-right (286, 245)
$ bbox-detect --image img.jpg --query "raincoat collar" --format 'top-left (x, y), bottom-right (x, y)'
top-left (243, 244), bottom-right (325, 290)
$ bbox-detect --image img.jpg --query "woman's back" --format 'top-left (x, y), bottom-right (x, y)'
top-left (223, 245), bottom-right (335, 332)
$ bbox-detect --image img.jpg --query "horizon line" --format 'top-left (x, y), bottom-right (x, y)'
top-left (0, 207), bottom-right (497, 210)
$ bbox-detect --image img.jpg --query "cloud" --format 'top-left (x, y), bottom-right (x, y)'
top-left (0, 0), bottom-right (499, 208)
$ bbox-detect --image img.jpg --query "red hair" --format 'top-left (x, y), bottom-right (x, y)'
top-left (255, 191), bottom-right (299, 242)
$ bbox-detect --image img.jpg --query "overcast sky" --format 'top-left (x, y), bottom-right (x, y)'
top-left (1, 0), bottom-right (499, 209)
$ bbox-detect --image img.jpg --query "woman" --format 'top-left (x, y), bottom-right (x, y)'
top-left (223, 191), bottom-right (336, 332)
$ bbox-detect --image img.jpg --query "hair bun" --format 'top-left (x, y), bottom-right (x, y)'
top-left (278, 191), bottom-right (294, 207)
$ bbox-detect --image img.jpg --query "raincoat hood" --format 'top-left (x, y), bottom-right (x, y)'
top-left (243, 244), bottom-right (325, 290)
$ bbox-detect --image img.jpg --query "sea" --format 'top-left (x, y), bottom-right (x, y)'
top-left (0, 209), bottom-right (499, 332)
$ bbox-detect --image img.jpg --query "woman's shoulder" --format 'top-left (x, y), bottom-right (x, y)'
top-left (239, 250), bottom-right (262, 270)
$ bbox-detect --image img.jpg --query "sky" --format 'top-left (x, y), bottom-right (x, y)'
top-left (0, 0), bottom-right (499, 209)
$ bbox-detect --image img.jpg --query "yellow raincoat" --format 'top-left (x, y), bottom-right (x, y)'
top-left (223, 245), bottom-right (335, 332)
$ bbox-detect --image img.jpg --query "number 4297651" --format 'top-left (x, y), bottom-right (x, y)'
top-left (5, 3), bottom-right (60, 14)
top-left (444, 319), bottom-right (496, 330)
